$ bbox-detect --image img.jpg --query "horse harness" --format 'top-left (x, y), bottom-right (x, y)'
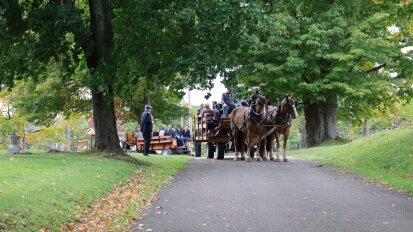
top-left (248, 107), bottom-right (268, 125)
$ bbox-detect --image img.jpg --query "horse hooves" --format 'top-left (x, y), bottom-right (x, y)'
top-left (234, 157), bottom-right (240, 161)
top-left (246, 157), bottom-right (253, 162)
top-left (275, 159), bottom-right (281, 162)
top-left (256, 157), bottom-right (263, 162)
top-left (269, 157), bottom-right (275, 161)
top-left (241, 157), bottom-right (246, 161)
top-left (283, 159), bottom-right (289, 162)
top-left (262, 157), bottom-right (268, 161)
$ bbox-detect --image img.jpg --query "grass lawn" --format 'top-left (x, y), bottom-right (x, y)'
top-left (290, 128), bottom-right (413, 194)
top-left (0, 152), bottom-right (192, 231)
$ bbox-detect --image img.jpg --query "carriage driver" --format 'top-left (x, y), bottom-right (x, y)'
top-left (221, 87), bottom-right (236, 117)
top-left (248, 88), bottom-right (261, 106)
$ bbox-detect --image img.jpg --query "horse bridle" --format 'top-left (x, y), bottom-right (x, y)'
top-left (278, 99), bottom-right (297, 125)
top-left (249, 97), bottom-right (267, 125)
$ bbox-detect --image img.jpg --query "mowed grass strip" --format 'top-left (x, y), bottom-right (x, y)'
top-left (68, 154), bottom-right (193, 231)
top-left (0, 152), bottom-right (191, 231)
top-left (290, 129), bottom-right (413, 194)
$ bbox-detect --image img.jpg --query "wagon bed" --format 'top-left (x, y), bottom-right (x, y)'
top-left (193, 116), bottom-right (232, 159)
top-left (125, 133), bottom-right (191, 155)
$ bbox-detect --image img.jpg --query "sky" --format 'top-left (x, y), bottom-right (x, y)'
top-left (183, 76), bottom-right (227, 107)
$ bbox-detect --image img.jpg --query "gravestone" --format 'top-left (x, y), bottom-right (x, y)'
top-left (6, 135), bottom-right (20, 154)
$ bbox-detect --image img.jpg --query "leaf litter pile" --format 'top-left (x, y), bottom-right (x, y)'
top-left (57, 169), bottom-right (164, 231)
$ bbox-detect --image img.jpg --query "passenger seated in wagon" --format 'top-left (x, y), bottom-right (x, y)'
top-left (201, 103), bottom-right (218, 136)
top-left (196, 103), bottom-right (204, 125)
top-left (176, 127), bottom-right (190, 147)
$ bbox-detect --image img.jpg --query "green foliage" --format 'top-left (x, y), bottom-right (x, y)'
top-left (0, 118), bottom-right (17, 135)
top-left (10, 76), bottom-right (90, 126)
top-left (291, 129), bottom-right (413, 194)
top-left (1, 1), bottom-right (249, 131)
top-left (236, 0), bottom-right (413, 123)
top-left (112, 0), bottom-right (249, 91)
top-left (0, 94), bottom-right (26, 137)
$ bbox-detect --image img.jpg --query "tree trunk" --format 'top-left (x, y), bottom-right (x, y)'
top-left (363, 117), bottom-right (369, 136)
top-left (143, 95), bottom-right (151, 105)
top-left (92, 89), bottom-right (120, 151)
top-left (299, 126), bottom-right (307, 149)
top-left (87, 0), bottom-right (121, 152)
top-left (304, 94), bottom-right (338, 147)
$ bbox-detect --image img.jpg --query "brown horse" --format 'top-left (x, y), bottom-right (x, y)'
top-left (265, 96), bottom-right (298, 162)
top-left (230, 95), bottom-right (269, 162)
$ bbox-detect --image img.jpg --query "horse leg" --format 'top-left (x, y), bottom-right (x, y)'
top-left (239, 132), bottom-right (246, 160)
top-left (260, 139), bottom-right (268, 161)
top-left (245, 130), bottom-right (253, 162)
top-left (233, 131), bottom-right (240, 161)
top-left (283, 131), bottom-right (290, 162)
top-left (275, 133), bottom-right (281, 162)
top-left (266, 133), bottom-right (275, 161)
top-left (234, 138), bottom-right (239, 161)
top-left (255, 135), bottom-right (263, 162)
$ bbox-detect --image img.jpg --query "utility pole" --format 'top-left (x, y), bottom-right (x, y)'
top-left (181, 97), bottom-right (184, 128)
top-left (188, 90), bottom-right (192, 132)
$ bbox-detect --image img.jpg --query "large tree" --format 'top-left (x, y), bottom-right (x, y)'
top-left (1, 0), bottom-right (250, 152)
top-left (236, 0), bottom-right (413, 147)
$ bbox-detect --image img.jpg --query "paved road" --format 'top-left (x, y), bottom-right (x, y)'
top-left (132, 157), bottom-right (413, 232)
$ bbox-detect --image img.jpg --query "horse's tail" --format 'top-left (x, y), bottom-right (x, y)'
top-left (230, 109), bottom-right (237, 141)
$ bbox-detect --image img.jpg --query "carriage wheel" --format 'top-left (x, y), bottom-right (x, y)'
top-left (207, 143), bottom-right (215, 159)
top-left (216, 143), bottom-right (225, 160)
top-left (162, 149), bottom-right (173, 155)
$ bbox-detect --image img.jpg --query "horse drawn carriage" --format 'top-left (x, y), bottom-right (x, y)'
top-left (194, 96), bottom-right (298, 161)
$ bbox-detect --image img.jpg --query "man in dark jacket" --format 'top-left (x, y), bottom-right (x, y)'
top-left (248, 88), bottom-right (261, 107)
top-left (221, 87), bottom-right (236, 117)
top-left (140, 105), bottom-right (154, 156)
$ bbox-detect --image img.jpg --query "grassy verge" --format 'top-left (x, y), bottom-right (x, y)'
top-left (290, 129), bottom-right (413, 194)
top-left (0, 152), bottom-right (192, 231)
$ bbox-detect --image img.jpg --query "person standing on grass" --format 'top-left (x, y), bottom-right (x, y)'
top-left (141, 105), bottom-right (154, 156)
